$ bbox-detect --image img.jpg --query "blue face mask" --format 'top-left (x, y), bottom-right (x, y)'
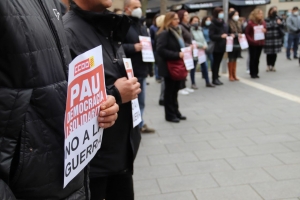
top-left (218, 13), bottom-right (224, 19)
top-left (287, 12), bottom-right (291, 16)
top-left (205, 21), bottom-right (211, 26)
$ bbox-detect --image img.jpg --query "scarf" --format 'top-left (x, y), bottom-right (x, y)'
top-left (170, 26), bottom-right (185, 48)
top-left (228, 19), bottom-right (242, 34)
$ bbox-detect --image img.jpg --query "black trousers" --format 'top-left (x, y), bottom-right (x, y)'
top-left (249, 45), bottom-right (263, 77)
top-left (164, 77), bottom-right (181, 120)
top-left (212, 52), bottom-right (224, 81)
top-left (90, 173), bottom-right (134, 200)
top-left (266, 54), bottom-right (277, 67)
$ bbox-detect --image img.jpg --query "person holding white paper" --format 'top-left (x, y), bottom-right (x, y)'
top-left (245, 8), bottom-right (266, 79)
top-left (190, 16), bottom-right (215, 88)
top-left (123, 0), bottom-right (155, 134)
top-left (227, 11), bottom-right (243, 81)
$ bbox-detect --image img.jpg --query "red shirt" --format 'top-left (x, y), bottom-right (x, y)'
top-left (245, 20), bottom-right (267, 46)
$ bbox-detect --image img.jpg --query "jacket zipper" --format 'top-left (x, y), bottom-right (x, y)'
top-left (38, 0), bottom-right (68, 79)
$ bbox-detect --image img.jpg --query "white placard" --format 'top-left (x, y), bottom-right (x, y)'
top-left (181, 47), bottom-right (194, 70)
top-left (139, 36), bottom-right (155, 62)
top-left (64, 45), bottom-right (107, 188)
top-left (192, 40), bottom-right (198, 58)
top-left (198, 49), bottom-right (207, 64)
top-left (123, 58), bottom-right (142, 128)
top-left (254, 25), bottom-right (265, 41)
top-left (226, 36), bottom-right (233, 52)
top-left (238, 34), bottom-right (249, 49)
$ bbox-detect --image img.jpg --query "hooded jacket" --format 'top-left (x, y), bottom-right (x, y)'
top-left (63, 2), bottom-right (141, 179)
top-left (0, 0), bottom-right (87, 199)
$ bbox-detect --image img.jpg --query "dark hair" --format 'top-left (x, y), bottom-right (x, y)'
top-left (268, 6), bottom-right (277, 17)
top-left (189, 16), bottom-right (200, 24)
top-left (228, 11), bottom-right (238, 19)
top-left (213, 7), bottom-right (223, 18)
top-left (177, 9), bottom-right (187, 23)
top-left (201, 16), bottom-right (212, 27)
top-left (293, 6), bottom-right (299, 11)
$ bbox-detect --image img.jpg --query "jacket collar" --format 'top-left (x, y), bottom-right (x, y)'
top-left (212, 18), bottom-right (224, 27)
top-left (70, 1), bottom-right (131, 41)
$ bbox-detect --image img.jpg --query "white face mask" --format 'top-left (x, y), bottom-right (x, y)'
top-left (131, 8), bottom-right (142, 19)
top-left (233, 15), bottom-right (239, 21)
top-left (293, 11), bottom-right (299, 16)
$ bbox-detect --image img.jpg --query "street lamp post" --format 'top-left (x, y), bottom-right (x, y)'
top-left (160, 0), bottom-right (167, 14)
top-left (222, 0), bottom-right (229, 74)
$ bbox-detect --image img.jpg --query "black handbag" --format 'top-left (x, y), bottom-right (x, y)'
top-left (205, 41), bottom-right (215, 54)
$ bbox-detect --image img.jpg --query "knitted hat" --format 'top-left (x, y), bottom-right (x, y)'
top-left (156, 15), bottom-right (165, 28)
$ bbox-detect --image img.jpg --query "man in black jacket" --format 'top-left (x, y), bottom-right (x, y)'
top-left (123, 0), bottom-right (155, 134)
top-left (0, 0), bottom-right (119, 199)
top-left (63, 0), bottom-right (142, 199)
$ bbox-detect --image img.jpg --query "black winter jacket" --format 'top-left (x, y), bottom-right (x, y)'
top-left (0, 0), bottom-right (86, 199)
top-left (63, 2), bottom-right (141, 178)
top-left (123, 17), bottom-right (152, 78)
top-left (156, 30), bottom-right (182, 77)
top-left (209, 19), bottom-right (228, 53)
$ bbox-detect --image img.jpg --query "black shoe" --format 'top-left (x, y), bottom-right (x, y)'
top-left (255, 75), bottom-right (260, 78)
top-left (206, 83), bottom-right (215, 88)
top-left (216, 79), bottom-right (223, 85)
top-left (177, 115), bottom-right (187, 120)
top-left (159, 100), bottom-right (164, 106)
top-left (287, 57), bottom-right (292, 60)
top-left (166, 118), bottom-right (180, 123)
top-left (212, 81), bottom-right (220, 85)
top-left (294, 56), bottom-right (299, 59)
top-left (251, 76), bottom-right (256, 79)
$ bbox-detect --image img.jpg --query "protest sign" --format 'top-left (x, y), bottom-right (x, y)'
top-left (226, 36), bottom-right (234, 52)
top-left (198, 49), bottom-right (207, 64)
top-left (123, 58), bottom-right (142, 127)
top-left (64, 45), bottom-right (106, 187)
top-left (181, 47), bottom-right (194, 70)
top-left (238, 34), bottom-right (249, 49)
top-left (254, 25), bottom-right (265, 41)
top-left (192, 40), bottom-right (198, 58)
top-left (139, 36), bottom-right (155, 62)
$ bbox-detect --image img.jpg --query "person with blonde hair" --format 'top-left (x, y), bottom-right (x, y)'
top-left (156, 12), bottom-right (187, 123)
top-left (245, 8), bottom-right (266, 78)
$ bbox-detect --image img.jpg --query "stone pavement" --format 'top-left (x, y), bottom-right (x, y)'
top-left (133, 51), bottom-right (300, 200)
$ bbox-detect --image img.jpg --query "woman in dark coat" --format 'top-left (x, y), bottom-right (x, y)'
top-left (209, 7), bottom-right (228, 85)
top-left (264, 6), bottom-right (283, 72)
top-left (156, 12), bottom-right (187, 123)
top-left (228, 10), bottom-right (243, 81)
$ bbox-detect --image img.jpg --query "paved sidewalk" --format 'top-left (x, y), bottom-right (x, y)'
top-left (134, 51), bottom-right (300, 200)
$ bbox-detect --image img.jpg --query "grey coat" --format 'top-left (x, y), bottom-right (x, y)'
top-left (286, 15), bottom-right (300, 33)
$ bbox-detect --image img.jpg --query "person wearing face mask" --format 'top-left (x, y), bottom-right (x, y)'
top-left (177, 10), bottom-right (195, 93)
top-left (190, 16), bottom-right (215, 88)
top-left (209, 7), bottom-right (228, 85)
top-left (286, 6), bottom-right (300, 60)
top-left (264, 6), bottom-right (284, 72)
top-left (245, 8), bottom-right (266, 79)
top-left (228, 11), bottom-right (243, 81)
top-left (201, 16), bottom-right (214, 72)
top-left (123, 0), bottom-right (155, 134)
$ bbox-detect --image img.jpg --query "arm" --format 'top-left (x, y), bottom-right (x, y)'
top-left (156, 31), bottom-right (181, 60)
top-left (193, 31), bottom-right (207, 48)
top-left (286, 17), bottom-right (298, 32)
top-left (245, 23), bottom-right (256, 44)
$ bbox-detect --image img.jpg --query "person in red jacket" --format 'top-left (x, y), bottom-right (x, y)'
top-left (245, 8), bottom-right (266, 78)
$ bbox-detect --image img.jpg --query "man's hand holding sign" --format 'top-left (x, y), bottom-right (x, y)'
top-left (98, 95), bottom-right (119, 129)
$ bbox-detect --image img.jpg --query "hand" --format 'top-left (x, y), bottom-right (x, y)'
top-left (262, 28), bottom-right (267, 33)
top-left (134, 43), bottom-right (143, 52)
top-left (221, 34), bottom-right (228, 38)
top-left (202, 46), bottom-right (207, 50)
top-left (238, 34), bottom-right (243, 38)
top-left (277, 19), bottom-right (282, 24)
top-left (230, 34), bottom-right (235, 38)
top-left (114, 77), bottom-right (141, 103)
top-left (98, 95), bottom-right (119, 129)
top-left (179, 52), bottom-right (184, 59)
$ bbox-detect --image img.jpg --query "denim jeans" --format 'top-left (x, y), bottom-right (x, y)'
top-left (201, 62), bottom-right (210, 84)
top-left (137, 77), bottom-right (146, 128)
top-left (287, 33), bottom-right (300, 58)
